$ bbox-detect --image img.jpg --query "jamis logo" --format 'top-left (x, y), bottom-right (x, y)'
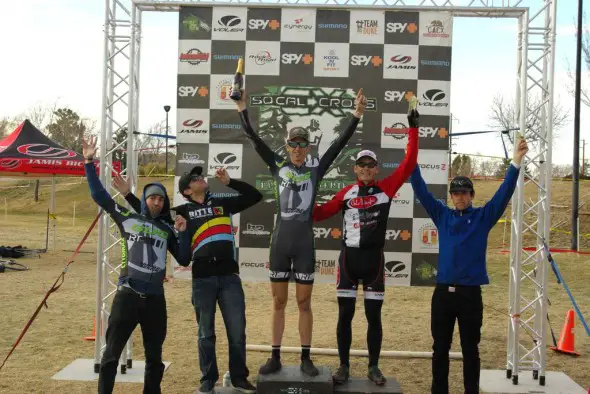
top-left (387, 55), bottom-right (415, 70)
top-left (179, 119), bottom-right (207, 134)
top-left (179, 49), bottom-right (210, 65)
top-left (249, 51), bottom-right (277, 66)
top-left (0, 159), bottom-right (20, 169)
top-left (348, 195), bottom-right (377, 209)
top-left (17, 144), bottom-right (76, 158)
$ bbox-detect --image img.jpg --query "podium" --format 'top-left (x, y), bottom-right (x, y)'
top-left (254, 365), bottom-right (403, 394)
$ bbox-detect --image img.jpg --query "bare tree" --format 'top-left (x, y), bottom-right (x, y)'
top-left (552, 164), bottom-right (572, 178)
top-left (567, 13), bottom-right (590, 107)
top-left (488, 94), bottom-right (569, 145)
top-left (12, 101), bottom-right (60, 132)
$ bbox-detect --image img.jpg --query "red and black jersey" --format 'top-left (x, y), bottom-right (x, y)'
top-left (312, 128), bottom-right (418, 249)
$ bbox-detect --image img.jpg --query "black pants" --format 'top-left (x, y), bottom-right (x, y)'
top-left (431, 285), bottom-right (483, 394)
top-left (98, 288), bottom-right (167, 394)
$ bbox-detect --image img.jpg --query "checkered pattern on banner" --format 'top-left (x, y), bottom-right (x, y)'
top-left (173, 6), bottom-right (453, 286)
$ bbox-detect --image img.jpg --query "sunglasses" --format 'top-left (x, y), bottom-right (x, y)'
top-left (287, 140), bottom-right (309, 148)
top-left (356, 162), bottom-right (377, 168)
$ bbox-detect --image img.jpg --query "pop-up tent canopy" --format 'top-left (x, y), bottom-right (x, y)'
top-left (0, 120), bottom-right (120, 249)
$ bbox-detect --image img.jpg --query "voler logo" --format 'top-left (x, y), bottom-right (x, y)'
top-left (180, 119), bottom-right (207, 134)
top-left (386, 22), bottom-right (417, 33)
top-left (179, 86), bottom-right (208, 97)
top-left (250, 51), bottom-right (277, 66)
top-left (214, 152), bottom-right (237, 165)
top-left (387, 55), bottom-right (415, 70)
top-left (284, 18), bottom-right (313, 30)
top-left (313, 227), bottom-right (342, 239)
top-left (215, 15), bottom-right (244, 32)
top-left (242, 223), bottom-right (270, 236)
top-left (350, 55), bottom-right (382, 67)
top-left (384, 260), bottom-right (409, 279)
top-left (385, 229), bottom-right (411, 241)
top-left (419, 89), bottom-right (449, 108)
top-left (179, 48), bottom-right (210, 65)
top-left (281, 53), bottom-right (313, 65)
top-left (383, 123), bottom-right (407, 139)
top-left (179, 153), bottom-right (205, 164)
top-left (248, 19), bottom-right (280, 30)
top-left (424, 20), bottom-right (449, 38)
top-left (419, 163), bottom-right (447, 171)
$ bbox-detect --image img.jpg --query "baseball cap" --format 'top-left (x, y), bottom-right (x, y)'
top-left (449, 176), bottom-right (474, 193)
top-left (356, 149), bottom-right (378, 163)
top-left (178, 166), bottom-right (204, 195)
top-left (287, 127), bottom-right (310, 141)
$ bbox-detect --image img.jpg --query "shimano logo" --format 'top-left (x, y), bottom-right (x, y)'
top-left (318, 23), bottom-right (347, 29)
top-left (213, 54), bottom-right (241, 60)
top-left (212, 123), bottom-right (241, 129)
top-left (421, 60), bottom-right (450, 67)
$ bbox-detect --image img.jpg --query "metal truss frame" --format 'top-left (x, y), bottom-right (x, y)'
top-left (95, 0), bottom-right (556, 386)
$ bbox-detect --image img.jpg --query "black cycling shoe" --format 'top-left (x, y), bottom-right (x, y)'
top-left (333, 364), bottom-right (350, 384)
top-left (259, 357), bottom-right (282, 375)
top-left (230, 378), bottom-right (256, 393)
top-left (367, 365), bottom-right (386, 385)
top-left (300, 358), bottom-right (319, 377)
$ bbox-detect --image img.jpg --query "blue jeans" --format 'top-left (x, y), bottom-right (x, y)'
top-left (191, 274), bottom-right (249, 387)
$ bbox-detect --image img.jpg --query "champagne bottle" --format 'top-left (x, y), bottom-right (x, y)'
top-left (230, 58), bottom-right (244, 101)
top-left (408, 94), bottom-right (418, 114)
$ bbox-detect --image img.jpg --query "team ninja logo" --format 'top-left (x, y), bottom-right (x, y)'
top-left (248, 86), bottom-right (377, 117)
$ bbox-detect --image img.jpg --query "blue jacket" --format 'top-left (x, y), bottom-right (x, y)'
top-left (410, 163), bottom-right (520, 286)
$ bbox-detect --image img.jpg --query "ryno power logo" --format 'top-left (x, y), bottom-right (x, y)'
top-left (17, 144), bottom-right (76, 158)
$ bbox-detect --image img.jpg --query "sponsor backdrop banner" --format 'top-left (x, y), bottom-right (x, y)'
top-left (174, 6), bottom-right (453, 286)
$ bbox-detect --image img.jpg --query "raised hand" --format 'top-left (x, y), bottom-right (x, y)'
top-left (407, 109), bottom-right (420, 128)
top-left (513, 135), bottom-right (529, 165)
top-left (82, 135), bottom-right (98, 160)
top-left (174, 215), bottom-right (187, 232)
top-left (354, 88), bottom-right (367, 118)
top-left (215, 167), bottom-right (230, 185)
top-left (234, 89), bottom-right (247, 112)
top-left (112, 173), bottom-right (130, 196)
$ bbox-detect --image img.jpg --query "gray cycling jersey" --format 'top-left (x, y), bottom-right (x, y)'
top-left (239, 109), bottom-right (359, 283)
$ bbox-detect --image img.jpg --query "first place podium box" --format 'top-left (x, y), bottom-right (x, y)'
top-left (255, 365), bottom-right (403, 394)
top-left (256, 365), bottom-right (333, 394)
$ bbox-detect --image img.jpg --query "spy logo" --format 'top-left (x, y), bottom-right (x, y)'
top-left (248, 19), bottom-right (280, 30)
top-left (386, 22), bottom-right (417, 33)
top-left (350, 55), bottom-right (382, 67)
top-left (281, 53), bottom-right (313, 65)
top-left (385, 229), bottom-right (411, 241)
top-left (384, 90), bottom-right (408, 102)
top-left (420, 127), bottom-right (448, 139)
top-left (178, 86), bottom-right (208, 97)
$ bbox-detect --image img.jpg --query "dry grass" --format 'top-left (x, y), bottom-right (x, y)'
top-left (0, 178), bottom-right (589, 393)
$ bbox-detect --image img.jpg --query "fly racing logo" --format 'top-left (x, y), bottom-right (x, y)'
top-left (385, 229), bottom-right (412, 241)
top-left (242, 223), bottom-right (270, 236)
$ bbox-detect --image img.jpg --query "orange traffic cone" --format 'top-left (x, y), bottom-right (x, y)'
top-left (550, 309), bottom-right (580, 356)
top-left (84, 317), bottom-right (96, 341)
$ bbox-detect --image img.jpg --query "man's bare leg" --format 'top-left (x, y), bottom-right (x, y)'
top-left (296, 283), bottom-right (318, 376)
top-left (259, 281), bottom-right (289, 375)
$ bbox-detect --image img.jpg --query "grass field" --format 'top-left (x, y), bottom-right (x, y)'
top-left (0, 176), bottom-right (589, 393)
